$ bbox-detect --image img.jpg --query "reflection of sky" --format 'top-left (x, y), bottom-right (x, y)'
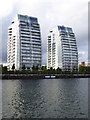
top-left (2, 80), bottom-right (22, 118)
top-left (2, 79), bottom-right (88, 118)
top-left (32, 79), bottom-right (88, 118)
top-left (0, 0), bottom-right (88, 64)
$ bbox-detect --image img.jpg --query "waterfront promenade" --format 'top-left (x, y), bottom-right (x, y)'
top-left (1, 73), bottom-right (90, 79)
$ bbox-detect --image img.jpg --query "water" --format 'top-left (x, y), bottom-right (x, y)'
top-left (0, 80), bottom-right (2, 119)
top-left (1, 78), bottom-right (88, 118)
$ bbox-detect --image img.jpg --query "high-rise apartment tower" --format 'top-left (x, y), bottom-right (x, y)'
top-left (7, 14), bottom-right (42, 70)
top-left (47, 26), bottom-right (78, 71)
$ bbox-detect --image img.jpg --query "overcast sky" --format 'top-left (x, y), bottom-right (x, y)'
top-left (0, 0), bottom-right (88, 65)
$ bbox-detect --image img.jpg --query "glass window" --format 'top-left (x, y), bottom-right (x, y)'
top-left (29, 17), bottom-right (37, 23)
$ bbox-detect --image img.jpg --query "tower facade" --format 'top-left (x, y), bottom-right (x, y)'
top-left (7, 14), bottom-right (42, 70)
top-left (47, 26), bottom-right (78, 71)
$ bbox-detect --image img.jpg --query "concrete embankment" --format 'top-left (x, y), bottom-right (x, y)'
top-left (1, 74), bottom-right (90, 79)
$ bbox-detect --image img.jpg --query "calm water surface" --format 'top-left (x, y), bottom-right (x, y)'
top-left (0, 80), bottom-right (2, 119)
top-left (2, 78), bottom-right (88, 118)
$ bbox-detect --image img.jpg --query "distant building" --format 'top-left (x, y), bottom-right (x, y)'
top-left (7, 14), bottom-right (42, 71)
top-left (81, 62), bottom-right (85, 66)
top-left (85, 61), bottom-right (90, 66)
top-left (47, 25), bottom-right (78, 71)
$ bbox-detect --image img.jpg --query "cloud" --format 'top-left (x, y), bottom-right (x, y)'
top-left (78, 51), bottom-right (88, 63)
top-left (0, 0), bottom-right (88, 65)
top-left (0, 0), bottom-right (18, 17)
top-left (1, 4), bottom-right (19, 63)
top-left (78, 51), bottom-right (86, 55)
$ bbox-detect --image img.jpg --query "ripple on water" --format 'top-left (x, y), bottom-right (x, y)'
top-left (2, 78), bottom-right (88, 118)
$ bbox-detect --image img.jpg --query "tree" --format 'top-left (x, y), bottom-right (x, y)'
top-left (79, 65), bottom-right (86, 73)
top-left (56, 67), bottom-right (62, 74)
top-left (50, 67), bottom-right (53, 71)
top-left (12, 64), bottom-right (15, 71)
top-left (22, 64), bottom-right (25, 70)
top-left (2, 66), bottom-right (7, 73)
top-left (0, 64), bottom-right (3, 69)
top-left (32, 65), bottom-right (39, 71)
top-left (41, 66), bottom-right (47, 71)
top-left (36, 65), bottom-right (39, 70)
top-left (0, 64), bottom-right (3, 73)
top-left (32, 65), bottom-right (36, 71)
top-left (56, 67), bottom-right (62, 72)
top-left (87, 66), bottom-right (90, 73)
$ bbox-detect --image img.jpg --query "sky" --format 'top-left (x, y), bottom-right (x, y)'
top-left (0, 0), bottom-right (88, 65)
